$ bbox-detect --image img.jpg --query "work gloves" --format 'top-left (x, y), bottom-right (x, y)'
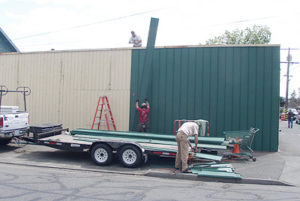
top-left (136, 98), bottom-right (148, 102)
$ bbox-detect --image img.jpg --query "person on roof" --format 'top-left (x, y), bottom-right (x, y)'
top-left (136, 98), bottom-right (150, 132)
top-left (129, 31), bottom-right (142, 47)
top-left (175, 121), bottom-right (199, 173)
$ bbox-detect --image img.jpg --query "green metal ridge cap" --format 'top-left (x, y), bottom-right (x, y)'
top-left (71, 129), bottom-right (224, 144)
top-left (74, 134), bottom-right (226, 149)
top-left (73, 134), bottom-right (172, 144)
top-left (142, 146), bottom-right (222, 161)
top-left (71, 129), bottom-right (176, 140)
top-left (191, 166), bottom-right (234, 172)
top-left (189, 136), bottom-right (224, 144)
top-left (191, 169), bottom-right (242, 179)
top-left (194, 153), bottom-right (222, 161)
top-left (141, 146), bottom-right (177, 152)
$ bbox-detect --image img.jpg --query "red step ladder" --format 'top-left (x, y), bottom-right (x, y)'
top-left (91, 96), bottom-right (117, 131)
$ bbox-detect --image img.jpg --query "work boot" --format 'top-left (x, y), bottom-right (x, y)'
top-left (182, 169), bottom-right (192, 173)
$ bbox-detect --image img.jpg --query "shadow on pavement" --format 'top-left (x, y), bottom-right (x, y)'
top-left (0, 143), bottom-right (20, 153)
top-left (8, 145), bottom-right (177, 173)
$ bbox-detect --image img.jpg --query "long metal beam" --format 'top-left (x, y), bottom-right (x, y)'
top-left (71, 129), bottom-right (225, 144)
top-left (131, 18), bottom-right (159, 131)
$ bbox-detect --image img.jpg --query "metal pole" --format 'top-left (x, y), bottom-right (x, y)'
top-left (285, 48), bottom-right (291, 110)
top-left (0, 91), bottom-right (2, 113)
top-left (23, 91), bottom-right (27, 112)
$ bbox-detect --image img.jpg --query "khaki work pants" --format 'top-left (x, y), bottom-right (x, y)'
top-left (175, 131), bottom-right (189, 171)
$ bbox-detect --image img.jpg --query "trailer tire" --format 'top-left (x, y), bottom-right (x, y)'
top-left (0, 138), bottom-right (12, 146)
top-left (118, 145), bottom-right (142, 168)
top-left (91, 144), bottom-right (113, 166)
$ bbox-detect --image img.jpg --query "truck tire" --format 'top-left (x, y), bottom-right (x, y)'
top-left (0, 138), bottom-right (12, 146)
top-left (91, 144), bottom-right (113, 166)
top-left (118, 145), bottom-right (142, 168)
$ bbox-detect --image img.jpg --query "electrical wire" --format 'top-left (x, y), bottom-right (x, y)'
top-left (206, 16), bottom-right (278, 28)
top-left (21, 40), bottom-right (79, 47)
top-left (13, 8), bottom-right (161, 41)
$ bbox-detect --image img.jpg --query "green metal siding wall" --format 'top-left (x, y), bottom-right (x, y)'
top-left (130, 46), bottom-right (280, 151)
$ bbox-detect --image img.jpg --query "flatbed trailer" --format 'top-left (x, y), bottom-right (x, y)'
top-left (22, 127), bottom-right (225, 168)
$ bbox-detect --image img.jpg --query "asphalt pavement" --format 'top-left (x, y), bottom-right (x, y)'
top-left (1, 162), bottom-right (300, 201)
top-left (0, 120), bottom-right (299, 186)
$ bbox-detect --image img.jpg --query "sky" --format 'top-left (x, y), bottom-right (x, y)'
top-left (0, 0), bottom-right (299, 98)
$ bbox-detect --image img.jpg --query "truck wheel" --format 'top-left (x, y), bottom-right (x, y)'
top-left (91, 144), bottom-right (113, 166)
top-left (118, 145), bottom-right (142, 168)
top-left (0, 138), bottom-right (12, 146)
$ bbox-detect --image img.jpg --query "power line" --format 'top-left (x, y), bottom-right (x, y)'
top-left (206, 16), bottom-right (278, 28)
top-left (21, 40), bottom-right (79, 47)
top-left (281, 48), bottom-right (300, 51)
top-left (13, 9), bottom-right (160, 41)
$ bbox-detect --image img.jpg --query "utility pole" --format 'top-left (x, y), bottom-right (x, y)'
top-left (281, 48), bottom-right (300, 112)
top-left (285, 48), bottom-right (291, 110)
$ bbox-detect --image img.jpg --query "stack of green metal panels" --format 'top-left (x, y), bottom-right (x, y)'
top-left (71, 129), bottom-right (226, 149)
top-left (70, 129), bottom-right (225, 161)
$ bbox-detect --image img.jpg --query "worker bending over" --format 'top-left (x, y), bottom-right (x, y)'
top-left (175, 122), bottom-right (199, 173)
top-left (136, 99), bottom-right (150, 132)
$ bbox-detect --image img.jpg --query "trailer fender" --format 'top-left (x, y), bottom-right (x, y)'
top-left (89, 141), bottom-right (112, 153)
top-left (117, 143), bottom-right (144, 153)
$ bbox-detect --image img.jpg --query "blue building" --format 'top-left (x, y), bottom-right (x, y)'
top-left (0, 27), bottom-right (19, 52)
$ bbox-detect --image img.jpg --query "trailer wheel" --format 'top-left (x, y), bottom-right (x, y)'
top-left (91, 144), bottom-right (113, 166)
top-left (118, 145), bottom-right (142, 168)
top-left (0, 138), bottom-right (12, 146)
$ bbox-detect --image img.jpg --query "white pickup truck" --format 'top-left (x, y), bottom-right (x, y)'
top-left (0, 106), bottom-right (29, 145)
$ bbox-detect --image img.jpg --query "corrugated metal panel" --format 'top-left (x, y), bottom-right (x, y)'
top-left (0, 54), bottom-right (19, 105)
top-left (130, 46), bottom-right (280, 151)
top-left (0, 49), bottom-right (131, 131)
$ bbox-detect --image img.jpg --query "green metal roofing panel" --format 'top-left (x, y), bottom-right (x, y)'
top-left (146, 18), bottom-right (159, 48)
top-left (130, 46), bottom-right (280, 151)
top-left (71, 129), bottom-right (226, 149)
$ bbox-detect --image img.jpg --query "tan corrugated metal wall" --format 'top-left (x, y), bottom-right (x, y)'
top-left (0, 49), bottom-right (131, 131)
top-left (0, 54), bottom-right (19, 105)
